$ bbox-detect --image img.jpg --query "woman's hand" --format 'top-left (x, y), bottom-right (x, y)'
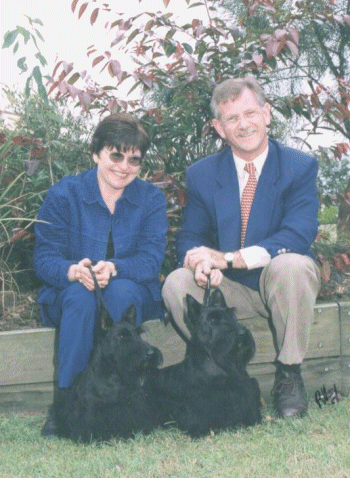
top-left (68, 259), bottom-right (116, 290)
top-left (91, 261), bottom-right (116, 289)
top-left (68, 258), bottom-right (94, 290)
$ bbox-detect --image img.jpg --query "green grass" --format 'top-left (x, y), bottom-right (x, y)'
top-left (1, 399), bottom-right (350, 478)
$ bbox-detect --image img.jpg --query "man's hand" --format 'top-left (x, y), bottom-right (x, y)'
top-left (184, 246), bottom-right (226, 271)
top-left (193, 260), bottom-right (224, 288)
top-left (185, 246), bottom-right (247, 272)
top-left (184, 246), bottom-right (248, 288)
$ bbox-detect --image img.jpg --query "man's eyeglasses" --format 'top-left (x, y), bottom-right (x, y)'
top-left (221, 109), bottom-right (260, 126)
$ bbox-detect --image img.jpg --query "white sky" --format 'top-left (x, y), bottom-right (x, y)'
top-left (1, 1), bottom-right (101, 90)
top-left (0, 0), bottom-right (204, 109)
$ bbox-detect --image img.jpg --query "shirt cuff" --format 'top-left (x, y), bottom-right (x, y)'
top-left (240, 246), bottom-right (271, 270)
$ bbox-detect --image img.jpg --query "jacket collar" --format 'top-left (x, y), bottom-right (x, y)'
top-left (215, 142), bottom-right (280, 187)
top-left (214, 148), bottom-right (241, 249)
top-left (81, 168), bottom-right (141, 207)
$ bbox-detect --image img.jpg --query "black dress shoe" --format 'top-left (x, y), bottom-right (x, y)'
top-left (272, 365), bottom-right (308, 418)
top-left (41, 409), bottom-right (57, 438)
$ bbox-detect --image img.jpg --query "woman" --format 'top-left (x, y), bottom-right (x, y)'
top-left (34, 113), bottom-right (168, 435)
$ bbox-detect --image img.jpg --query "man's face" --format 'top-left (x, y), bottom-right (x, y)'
top-left (212, 87), bottom-right (271, 161)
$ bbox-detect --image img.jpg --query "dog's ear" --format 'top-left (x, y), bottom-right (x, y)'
top-left (121, 304), bottom-right (137, 326)
top-left (100, 308), bottom-right (114, 331)
top-left (185, 294), bottom-right (201, 331)
top-left (208, 288), bottom-right (227, 308)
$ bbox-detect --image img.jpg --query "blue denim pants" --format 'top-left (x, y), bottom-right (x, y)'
top-left (41, 279), bottom-right (160, 388)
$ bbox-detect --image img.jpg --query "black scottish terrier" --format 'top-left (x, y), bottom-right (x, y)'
top-left (150, 288), bottom-right (262, 438)
top-left (54, 305), bottom-right (163, 443)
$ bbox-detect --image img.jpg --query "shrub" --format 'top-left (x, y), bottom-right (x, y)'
top-left (0, 92), bottom-right (93, 292)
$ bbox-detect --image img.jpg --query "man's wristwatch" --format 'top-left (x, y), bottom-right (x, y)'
top-left (224, 252), bottom-right (235, 269)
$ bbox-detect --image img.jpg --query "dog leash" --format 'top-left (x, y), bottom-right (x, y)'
top-left (87, 265), bottom-right (112, 329)
top-left (203, 276), bottom-right (211, 307)
top-left (166, 275), bottom-right (211, 344)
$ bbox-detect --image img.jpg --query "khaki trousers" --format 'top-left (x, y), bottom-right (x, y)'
top-left (161, 253), bottom-right (321, 365)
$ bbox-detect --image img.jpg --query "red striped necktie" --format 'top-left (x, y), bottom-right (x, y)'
top-left (241, 162), bottom-right (257, 247)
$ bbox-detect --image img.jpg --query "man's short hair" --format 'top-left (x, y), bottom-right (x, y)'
top-left (210, 77), bottom-right (267, 119)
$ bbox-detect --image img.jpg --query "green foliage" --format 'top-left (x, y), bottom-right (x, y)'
top-left (140, 79), bottom-right (222, 174)
top-left (146, 171), bottom-right (187, 277)
top-left (316, 146), bottom-right (350, 207)
top-left (2, 16), bottom-right (49, 104)
top-left (318, 206), bottom-right (338, 224)
top-left (0, 137), bottom-right (41, 291)
top-left (0, 92), bottom-right (93, 291)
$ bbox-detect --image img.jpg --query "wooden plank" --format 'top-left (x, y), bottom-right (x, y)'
top-left (339, 301), bottom-right (350, 396)
top-left (0, 301), bottom-right (345, 411)
top-left (0, 328), bottom-right (56, 386)
top-left (0, 303), bottom-right (340, 386)
top-left (307, 302), bottom-right (340, 359)
top-left (0, 382), bottom-right (54, 413)
top-left (242, 302), bottom-right (340, 364)
top-left (142, 321), bottom-right (186, 367)
top-left (0, 359), bottom-right (341, 409)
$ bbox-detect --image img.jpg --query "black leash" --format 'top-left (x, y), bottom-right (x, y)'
top-left (87, 265), bottom-right (113, 331)
top-left (203, 275), bottom-right (211, 307)
top-left (167, 275), bottom-right (211, 344)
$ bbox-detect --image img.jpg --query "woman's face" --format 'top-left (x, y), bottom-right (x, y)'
top-left (93, 146), bottom-right (142, 194)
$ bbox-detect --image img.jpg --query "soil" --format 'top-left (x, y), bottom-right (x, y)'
top-left (0, 290), bottom-right (42, 332)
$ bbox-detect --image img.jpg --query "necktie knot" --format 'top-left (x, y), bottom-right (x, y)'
top-left (244, 162), bottom-right (256, 176)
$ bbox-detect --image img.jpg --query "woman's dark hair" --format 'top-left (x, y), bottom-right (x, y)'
top-left (90, 112), bottom-right (150, 158)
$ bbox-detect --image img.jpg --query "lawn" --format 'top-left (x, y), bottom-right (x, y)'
top-left (0, 398), bottom-right (349, 478)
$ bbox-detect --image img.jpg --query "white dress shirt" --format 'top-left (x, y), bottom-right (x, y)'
top-left (233, 149), bottom-right (271, 270)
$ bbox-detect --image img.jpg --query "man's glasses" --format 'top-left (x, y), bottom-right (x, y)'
top-left (221, 109), bottom-right (260, 126)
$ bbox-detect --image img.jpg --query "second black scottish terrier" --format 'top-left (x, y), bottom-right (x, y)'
top-left (150, 288), bottom-right (262, 438)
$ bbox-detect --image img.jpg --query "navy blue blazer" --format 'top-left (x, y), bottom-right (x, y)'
top-left (177, 139), bottom-right (319, 291)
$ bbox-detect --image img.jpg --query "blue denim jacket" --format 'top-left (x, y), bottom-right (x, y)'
top-left (34, 168), bottom-right (168, 307)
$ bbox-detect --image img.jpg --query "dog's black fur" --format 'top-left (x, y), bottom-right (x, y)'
top-left (54, 305), bottom-right (162, 443)
top-left (150, 288), bottom-right (262, 438)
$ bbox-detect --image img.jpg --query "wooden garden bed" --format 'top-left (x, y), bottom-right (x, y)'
top-left (0, 301), bottom-right (349, 412)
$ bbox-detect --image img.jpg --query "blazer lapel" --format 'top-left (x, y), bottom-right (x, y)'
top-left (244, 141), bottom-right (280, 246)
top-left (214, 149), bottom-right (241, 250)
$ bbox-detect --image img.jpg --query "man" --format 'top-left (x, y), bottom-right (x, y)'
top-left (162, 77), bottom-right (321, 418)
